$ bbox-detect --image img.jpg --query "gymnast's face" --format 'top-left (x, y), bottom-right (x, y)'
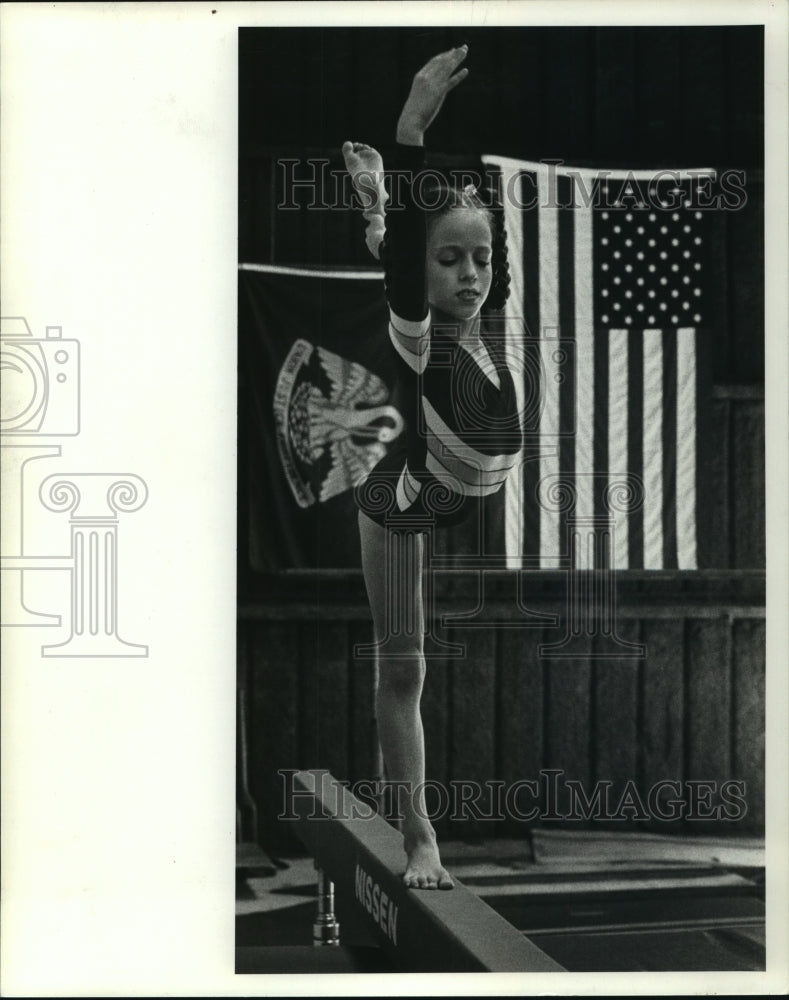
top-left (426, 209), bottom-right (493, 325)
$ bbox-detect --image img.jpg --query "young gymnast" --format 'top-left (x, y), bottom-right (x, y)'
top-left (343, 46), bottom-right (521, 890)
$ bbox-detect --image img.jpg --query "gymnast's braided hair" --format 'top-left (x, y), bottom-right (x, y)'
top-left (381, 173), bottom-right (511, 313)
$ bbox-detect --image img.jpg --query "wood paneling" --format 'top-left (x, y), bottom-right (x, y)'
top-left (448, 628), bottom-right (497, 838)
top-left (543, 659), bottom-right (593, 824)
top-left (640, 619), bottom-right (685, 831)
top-left (685, 618), bottom-right (732, 831)
top-left (731, 403), bottom-right (766, 570)
top-left (593, 621), bottom-right (641, 828)
top-left (732, 618), bottom-right (765, 829)
top-left (497, 628), bottom-right (545, 824)
top-left (348, 620), bottom-right (378, 787)
top-left (300, 621), bottom-right (350, 781)
top-left (240, 582), bottom-right (765, 851)
top-left (250, 622), bottom-right (300, 849)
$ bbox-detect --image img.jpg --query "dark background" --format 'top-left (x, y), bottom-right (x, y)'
top-left (238, 25), bottom-right (763, 166)
top-left (238, 25), bottom-right (764, 384)
top-left (236, 26), bottom-right (765, 852)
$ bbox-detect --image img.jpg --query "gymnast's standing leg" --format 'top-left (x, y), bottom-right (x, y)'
top-left (358, 510), bottom-right (453, 890)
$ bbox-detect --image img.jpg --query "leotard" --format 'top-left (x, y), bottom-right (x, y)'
top-left (356, 143), bottom-right (522, 530)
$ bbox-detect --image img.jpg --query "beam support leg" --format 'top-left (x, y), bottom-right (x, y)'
top-left (313, 864), bottom-right (340, 947)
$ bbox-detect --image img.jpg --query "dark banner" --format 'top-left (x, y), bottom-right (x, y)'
top-left (239, 265), bottom-right (405, 570)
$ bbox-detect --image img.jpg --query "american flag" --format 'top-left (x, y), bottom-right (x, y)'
top-left (482, 156), bottom-right (712, 571)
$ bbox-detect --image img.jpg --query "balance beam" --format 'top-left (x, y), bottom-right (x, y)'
top-left (288, 769), bottom-right (565, 973)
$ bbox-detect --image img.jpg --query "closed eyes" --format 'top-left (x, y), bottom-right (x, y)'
top-left (437, 255), bottom-right (491, 267)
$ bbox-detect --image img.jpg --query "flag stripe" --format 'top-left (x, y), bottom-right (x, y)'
top-left (574, 196), bottom-right (596, 569)
top-left (662, 330), bottom-right (678, 570)
top-left (498, 163), bottom-right (527, 567)
top-left (642, 330), bottom-right (664, 569)
top-left (608, 329), bottom-right (630, 569)
top-left (538, 166), bottom-right (561, 568)
top-left (627, 331), bottom-right (644, 569)
top-left (676, 327), bottom-right (698, 569)
top-left (558, 179), bottom-right (576, 566)
top-left (593, 311), bottom-right (609, 536)
top-left (559, 181), bottom-right (576, 339)
top-left (521, 173), bottom-right (541, 562)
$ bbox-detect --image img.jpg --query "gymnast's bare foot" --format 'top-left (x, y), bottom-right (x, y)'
top-left (342, 139), bottom-right (384, 181)
top-left (341, 141), bottom-right (388, 259)
top-left (403, 833), bottom-right (454, 890)
top-left (341, 141), bottom-right (387, 209)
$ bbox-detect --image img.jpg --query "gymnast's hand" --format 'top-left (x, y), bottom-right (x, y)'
top-left (396, 45), bottom-right (469, 145)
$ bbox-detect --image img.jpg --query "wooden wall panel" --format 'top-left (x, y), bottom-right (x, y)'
top-left (685, 618), bottom-right (732, 830)
top-left (300, 621), bottom-right (350, 781)
top-left (640, 619), bottom-right (685, 831)
top-left (498, 628), bottom-right (546, 832)
top-left (543, 659), bottom-right (593, 823)
top-left (250, 622), bottom-right (300, 849)
top-left (593, 621), bottom-right (641, 827)
top-left (731, 400), bottom-right (766, 570)
top-left (732, 618), bottom-right (765, 831)
top-left (240, 600), bottom-right (765, 849)
top-left (448, 627), bottom-right (497, 838)
top-left (348, 620), bottom-right (379, 787)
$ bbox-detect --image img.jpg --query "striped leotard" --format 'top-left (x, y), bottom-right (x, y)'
top-left (356, 144), bottom-right (522, 530)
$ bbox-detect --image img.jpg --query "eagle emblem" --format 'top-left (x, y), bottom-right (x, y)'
top-left (273, 339), bottom-right (403, 507)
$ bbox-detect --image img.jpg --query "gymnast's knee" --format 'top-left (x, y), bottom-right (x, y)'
top-left (377, 652), bottom-right (426, 697)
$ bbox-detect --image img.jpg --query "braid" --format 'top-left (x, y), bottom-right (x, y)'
top-left (484, 202), bottom-right (511, 313)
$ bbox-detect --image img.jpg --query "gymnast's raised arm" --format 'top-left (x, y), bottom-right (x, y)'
top-left (384, 46), bottom-right (470, 327)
